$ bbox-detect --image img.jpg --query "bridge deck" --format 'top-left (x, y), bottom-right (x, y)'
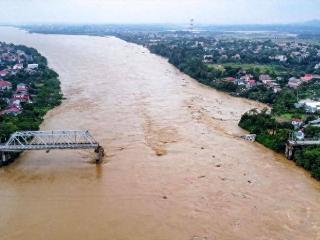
top-left (0, 130), bottom-right (100, 152)
top-left (288, 140), bottom-right (320, 146)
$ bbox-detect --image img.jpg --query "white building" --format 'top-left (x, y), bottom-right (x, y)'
top-left (27, 64), bottom-right (39, 70)
top-left (295, 99), bottom-right (320, 113)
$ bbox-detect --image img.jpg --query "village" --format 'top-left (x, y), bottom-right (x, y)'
top-left (116, 31), bottom-right (320, 149)
top-left (130, 31), bottom-right (320, 110)
top-left (0, 42), bottom-right (39, 116)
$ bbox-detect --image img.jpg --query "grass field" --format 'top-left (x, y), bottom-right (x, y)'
top-left (275, 113), bottom-right (307, 123)
top-left (208, 63), bottom-right (286, 75)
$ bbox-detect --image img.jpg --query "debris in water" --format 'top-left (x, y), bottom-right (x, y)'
top-left (162, 196), bottom-right (167, 199)
top-left (155, 148), bottom-right (167, 156)
top-left (191, 236), bottom-right (208, 240)
top-left (198, 175), bottom-right (206, 179)
top-left (215, 164), bottom-right (221, 168)
top-left (240, 134), bottom-right (256, 142)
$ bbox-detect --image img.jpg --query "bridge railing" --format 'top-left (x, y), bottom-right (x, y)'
top-left (0, 130), bottom-right (99, 151)
top-left (0, 130), bottom-right (104, 164)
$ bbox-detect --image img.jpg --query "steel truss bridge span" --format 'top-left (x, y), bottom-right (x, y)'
top-left (0, 130), bottom-right (104, 164)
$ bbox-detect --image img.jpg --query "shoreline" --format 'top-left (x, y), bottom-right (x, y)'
top-left (10, 28), bottom-right (318, 179)
top-left (0, 41), bottom-right (63, 166)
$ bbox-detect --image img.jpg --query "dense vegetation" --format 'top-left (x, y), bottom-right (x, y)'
top-left (239, 105), bottom-right (320, 180)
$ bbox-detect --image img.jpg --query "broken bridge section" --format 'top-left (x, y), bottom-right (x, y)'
top-left (0, 130), bottom-right (104, 164)
top-left (285, 139), bottom-right (320, 160)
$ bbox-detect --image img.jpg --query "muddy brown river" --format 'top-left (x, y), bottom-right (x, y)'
top-left (0, 27), bottom-right (319, 240)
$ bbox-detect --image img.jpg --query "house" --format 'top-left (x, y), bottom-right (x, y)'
top-left (262, 79), bottom-right (274, 85)
top-left (13, 63), bottom-right (24, 70)
top-left (301, 74), bottom-right (313, 82)
top-left (224, 77), bottom-right (236, 83)
top-left (27, 64), bottom-right (39, 70)
top-left (305, 101), bottom-right (320, 113)
top-left (307, 118), bottom-right (320, 127)
top-left (13, 93), bottom-right (30, 102)
top-left (0, 105), bottom-right (21, 116)
top-left (235, 78), bottom-right (246, 86)
top-left (241, 74), bottom-right (253, 82)
top-left (246, 79), bottom-right (256, 89)
top-left (288, 77), bottom-right (302, 89)
top-left (0, 69), bottom-right (8, 77)
top-left (0, 79), bottom-right (12, 90)
top-left (203, 55), bottom-right (213, 63)
top-left (16, 83), bottom-right (28, 92)
top-left (220, 55), bottom-right (228, 60)
top-left (295, 99), bottom-right (320, 113)
top-left (315, 63), bottom-right (320, 69)
top-left (291, 118), bottom-right (303, 129)
top-left (10, 99), bottom-right (21, 107)
top-left (232, 54), bottom-right (241, 60)
top-left (312, 74), bottom-right (320, 79)
top-left (294, 130), bottom-right (305, 140)
top-left (275, 55), bottom-right (287, 62)
top-left (259, 74), bottom-right (271, 82)
top-left (272, 84), bottom-right (282, 93)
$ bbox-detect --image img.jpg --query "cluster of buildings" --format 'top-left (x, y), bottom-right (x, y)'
top-left (199, 39), bottom-right (320, 64)
top-left (0, 82), bottom-right (31, 116)
top-left (295, 99), bottom-right (320, 114)
top-left (0, 43), bottom-right (38, 116)
top-left (223, 73), bottom-right (282, 92)
top-left (223, 72), bottom-right (320, 93)
top-left (287, 74), bottom-right (320, 89)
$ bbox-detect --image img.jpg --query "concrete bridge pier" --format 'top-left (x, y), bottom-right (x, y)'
top-left (95, 146), bottom-right (105, 164)
top-left (0, 152), bottom-right (7, 167)
top-left (285, 144), bottom-right (294, 160)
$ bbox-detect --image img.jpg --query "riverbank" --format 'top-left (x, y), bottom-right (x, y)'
top-left (0, 27), bottom-right (319, 240)
top-left (0, 42), bottom-right (62, 165)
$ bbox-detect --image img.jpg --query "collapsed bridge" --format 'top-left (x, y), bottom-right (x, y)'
top-left (0, 130), bottom-right (104, 165)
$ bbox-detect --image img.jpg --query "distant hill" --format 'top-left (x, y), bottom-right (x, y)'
top-left (300, 19), bottom-right (320, 27)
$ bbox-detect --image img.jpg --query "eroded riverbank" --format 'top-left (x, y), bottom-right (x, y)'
top-left (0, 27), bottom-right (319, 240)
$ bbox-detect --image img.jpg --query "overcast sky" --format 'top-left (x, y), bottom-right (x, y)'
top-left (1, 0), bottom-right (320, 25)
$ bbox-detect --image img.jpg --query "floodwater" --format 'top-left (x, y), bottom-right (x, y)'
top-left (0, 27), bottom-right (319, 240)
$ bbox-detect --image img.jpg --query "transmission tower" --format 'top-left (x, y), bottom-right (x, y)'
top-left (190, 18), bottom-right (194, 32)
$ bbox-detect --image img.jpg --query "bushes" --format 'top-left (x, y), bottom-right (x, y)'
top-left (239, 108), bottom-right (320, 180)
top-left (239, 109), bottom-right (290, 152)
top-left (294, 147), bottom-right (320, 180)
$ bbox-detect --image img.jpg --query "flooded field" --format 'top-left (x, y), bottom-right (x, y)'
top-left (0, 27), bottom-right (319, 240)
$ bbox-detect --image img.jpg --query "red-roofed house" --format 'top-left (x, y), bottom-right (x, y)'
top-left (259, 74), bottom-right (271, 82)
top-left (0, 69), bottom-right (8, 77)
top-left (0, 79), bottom-right (12, 90)
top-left (13, 63), bottom-right (24, 70)
top-left (13, 93), bottom-right (30, 102)
top-left (301, 74), bottom-right (313, 82)
top-left (224, 77), bottom-right (236, 83)
top-left (246, 79), bottom-right (256, 89)
top-left (0, 105), bottom-right (21, 116)
top-left (16, 83), bottom-right (28, 92)
top-left (291, 118), bottom-right (303, 129)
